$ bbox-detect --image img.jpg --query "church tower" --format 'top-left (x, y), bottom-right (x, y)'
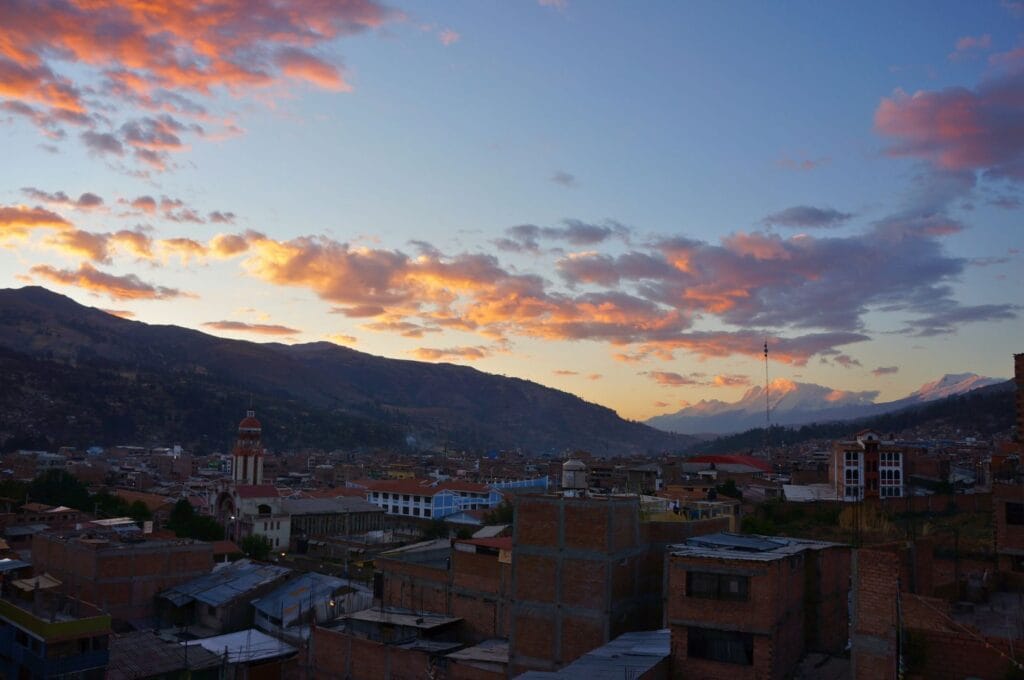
top-left (232, 410), bottom-right (264, 485)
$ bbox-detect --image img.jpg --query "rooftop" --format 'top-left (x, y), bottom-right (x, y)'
top-left (282, 497), bottom-right (381, 515)
top-left (160, 559), bottom-right (291, 608)
top-left (341, 607), bottom-right (462, 630)
top-left (185, 628), bottom-right (296, 664)
top-left (517, 629), bottom-right (669, 679)
top-left (670, 532), bottom-right (843, 562)
top-left (107, 631), bottom-right (222, 680)
top-left (253, 572), bottom-right (366, 622)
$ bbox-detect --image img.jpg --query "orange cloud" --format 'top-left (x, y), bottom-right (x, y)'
top-left (712, 374), bottom-right (750, 387)
top-left (101, 308), bottom-right (135, 319)
top-left (553, 369), bottom-right (578, 376)
top-left (202, 320), bottom-right (300, 336)
top-left (411, 346), bottom-right (489, 361)
top-left (0, 204), bottom-right (71, 239)
top-left (326, 333), bottom-right (358, 345)
top-left (0, 0), bottom-right (392, 168)
top-left (28, 262), bottom-right (191, 300)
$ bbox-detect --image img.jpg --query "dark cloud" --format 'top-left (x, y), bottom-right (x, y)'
top-left (762, 205), bottom-right (853, 229)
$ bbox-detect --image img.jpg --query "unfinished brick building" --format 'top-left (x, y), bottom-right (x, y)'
top-left (509, 493), bottom-right (730, 675)
top-left (666, 532), bottom-right (851, 680)
top-left (31, 530), bottom-right (213, 622)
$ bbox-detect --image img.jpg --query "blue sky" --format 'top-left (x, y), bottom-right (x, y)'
top-left (0, 1), bottom-right (1020, 420)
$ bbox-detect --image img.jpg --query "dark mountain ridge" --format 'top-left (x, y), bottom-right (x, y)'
top-left (0, 286), bottom-right (693, 455)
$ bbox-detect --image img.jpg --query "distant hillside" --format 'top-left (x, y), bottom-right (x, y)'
top-left (647, 374), bottom-right (1005, 435)
top-left (686, 379), bottom-right (1015, 455)
top-left (0, 286), bottom-right (693, 455)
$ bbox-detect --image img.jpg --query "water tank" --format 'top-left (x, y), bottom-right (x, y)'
top-left (562, 458), bottom-right (588, 496)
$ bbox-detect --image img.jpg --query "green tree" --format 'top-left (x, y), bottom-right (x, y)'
top-left (483, 501), bottom-right (514, 525)
top-left (241, 534), bottom-right (272, 560)
top-left (127, 500), bottom-right (152, 523)
top-left (166, 499), bottom-right (224, 541)
top-left (28, 470), bottom-right (91, 510)
top-left (422, 518), bottom-right (449, 540)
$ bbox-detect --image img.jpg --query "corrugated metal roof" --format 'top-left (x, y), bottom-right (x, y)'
top-left (253, 572), bottom-right (365, 619)
top-left (160, 559), bottom-right (291, 608)
top-left (185, 628), bottom-right (296, 664)
top-left (671, 532), bottom-right (844, 562)
top-left (516, 629), bottom-right (668, 679)
top-left (281, 497), bottom-right (380, 515)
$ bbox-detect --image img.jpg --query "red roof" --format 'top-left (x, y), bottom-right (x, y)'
top-left (436, 481), bottom-right (491, 493)
top-left (458, 537), bottom-right (512, 551)
top-left (238, 416), bottom-right (261, 430)
top-left (210, 540), bottom-right (242, 555)
top-left (235, 484), bottom-right (280, 499)
top-left (687, 455), bottom-right (772, 473)
top-left (362, 479), bottom-right (441, 495)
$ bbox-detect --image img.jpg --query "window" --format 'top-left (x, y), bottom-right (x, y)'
top-left (686, 571), bottom-right (749, 601)
top-left (413, 507), bottom-right (420, 516)
top-left (403, 494), bottom-right (410, 501)
top-left (402, 506), bottom-right (410, 515)
top-left (424, 508), bottom-right (431, 517)
top-left (1007, 502), bottom-right (1024, 526)
top-left (391, 505), bottom-right (399, 514)
top-left (687, 627), bottom-right (753, 665)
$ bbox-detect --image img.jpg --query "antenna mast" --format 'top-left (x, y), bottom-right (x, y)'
top-left (763, 339), bottom-right (770, 455)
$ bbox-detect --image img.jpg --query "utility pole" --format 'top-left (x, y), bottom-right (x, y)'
top-left (763, 339), bottom-right (770, 456)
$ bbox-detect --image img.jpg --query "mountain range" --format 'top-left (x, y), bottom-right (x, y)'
top-left (646, 373), bottom-right (1006, 435)
top-left (0, 286), bottom-right (693, 455)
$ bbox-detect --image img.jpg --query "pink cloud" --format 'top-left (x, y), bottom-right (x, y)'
top-left (438, 29), bottom-right (461, 46)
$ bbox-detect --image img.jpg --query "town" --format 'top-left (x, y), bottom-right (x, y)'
top-left (0, 353), bottom-right (1018, 679)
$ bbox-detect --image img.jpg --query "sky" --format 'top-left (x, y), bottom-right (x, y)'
top-left (0, 0), bottom-right (1022, 422)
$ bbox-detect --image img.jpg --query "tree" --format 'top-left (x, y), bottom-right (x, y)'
top-left (166, 499), bottom-right (224, 541)
top-left (28, 470), bottom-right (91, 510)
top-left (241, 534), bottom-right (272, 560)
top-left (483, 501), bottom-right (513, 525)
top-left (127, 500), bottom-right (152, 523)
top-left (421, 518), bottom-right (449, 540)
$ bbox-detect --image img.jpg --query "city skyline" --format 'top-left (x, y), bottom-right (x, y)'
top-left (1, 1), bottom-right (1021, 421)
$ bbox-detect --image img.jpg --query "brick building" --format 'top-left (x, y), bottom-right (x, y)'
top-left (509, 493), bottom-right (730, 675)
top-left (31, 530), bottom-right (213, 622)
top-left (666, 532), bottom-right (850, 680)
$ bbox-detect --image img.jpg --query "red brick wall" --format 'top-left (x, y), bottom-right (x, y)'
top-left (31, 535), bottom-right (212, 620)
top-left (312, 626), bottom-right (439, 680)
top-left (806, 545), bottom-right (852, 654)
top-left (851, 548), bottom-right (899, 680)
top-left (666, 553), bottom-right (807, 680)
top-left (451, 549), bottom-right (509, 641)
top-left (909, 627), bottom-right (1022, 680)
top-left (378, 557), bottom-right (450, 614)
top-left (995, 483), bottom-right (1024, 557)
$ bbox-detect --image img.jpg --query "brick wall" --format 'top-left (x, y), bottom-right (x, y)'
top-left (31, 534), bottom-right (213, 621)
top-left (851, 548), bottom-right (899, 680)
top-left (378, 557), bottom-right (450, 615)
top-left (451, 549), bottom-right (510, 641)
top-left (312, 626), bottom-right (439, 680)
top-left (909, 625), bottom-right (1023, 680)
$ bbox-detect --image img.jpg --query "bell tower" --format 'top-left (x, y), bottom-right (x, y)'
top-left (232, 409), bottom-right (264, 485)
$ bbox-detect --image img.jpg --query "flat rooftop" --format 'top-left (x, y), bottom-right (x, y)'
top-left (517, 629), bottom-right (669, 679)
top-left (341, 607), bottom-right (461, 630)
top-left (670, 532), bottom-right (844, 562)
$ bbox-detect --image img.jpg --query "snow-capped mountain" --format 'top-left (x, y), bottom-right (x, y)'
top-left (645, 373), bottom-right (1004, 435)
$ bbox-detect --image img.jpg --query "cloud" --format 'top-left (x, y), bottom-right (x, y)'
top-left (210, 233), bottom-right (252, 258)
top-left (586, 373), bottom-right (602, 380)
top-left (208, 211), bottom-right (236, 224)
top-left (900, 303), bottom-right (1019, 336)
top-left (762, 205), bottom-right (853, 229)
top-left (438, 29), bottom-right (461, 46)
top-left (872, 365), bottom-right (899, 376)
top-left (712, 374), bottom-right (750, 387)
top-left (653, 401), bottom-right (670, 408)
top-left (553, 369), bottom-right (578, 376)
top-left (21, 188), bottom-right (104, 210)
top-left (538, 0), bottom-right (568, 10)
top-left (875, 69), bottom-right (1024, 180)
top-left (202, 320), bottom-right (300, 336)
top-left (949, 34), bottom-right (992, 61)
top-left (833, 354), bottom-right (863, 368)
top-left (326, 333), bottom-right (358, 345)
top-left (411, 346), bottom-right (489, 361)
top-left (551, 171), bottom-right (577, 187)
top-left (0, 0), bottom-right (392, 168)
top-left (40, 228), bottom-right (153, 263)
top-left (331, 304), bottom-right (386, 318)
top-left (643, 371), bottom-right (702, 387)
top-left (499, 220), bottom-right (630, 253)
top-left (989, 195), bottom-right (1022, 210)
top-left (276, 48), bottom-right (350, 91)
top-left (0, 204), bottom-right (71, 239)
top-left (28, 262), bottom-right (190, 300)
top-left (101, 308), bottom-right (135, 319)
